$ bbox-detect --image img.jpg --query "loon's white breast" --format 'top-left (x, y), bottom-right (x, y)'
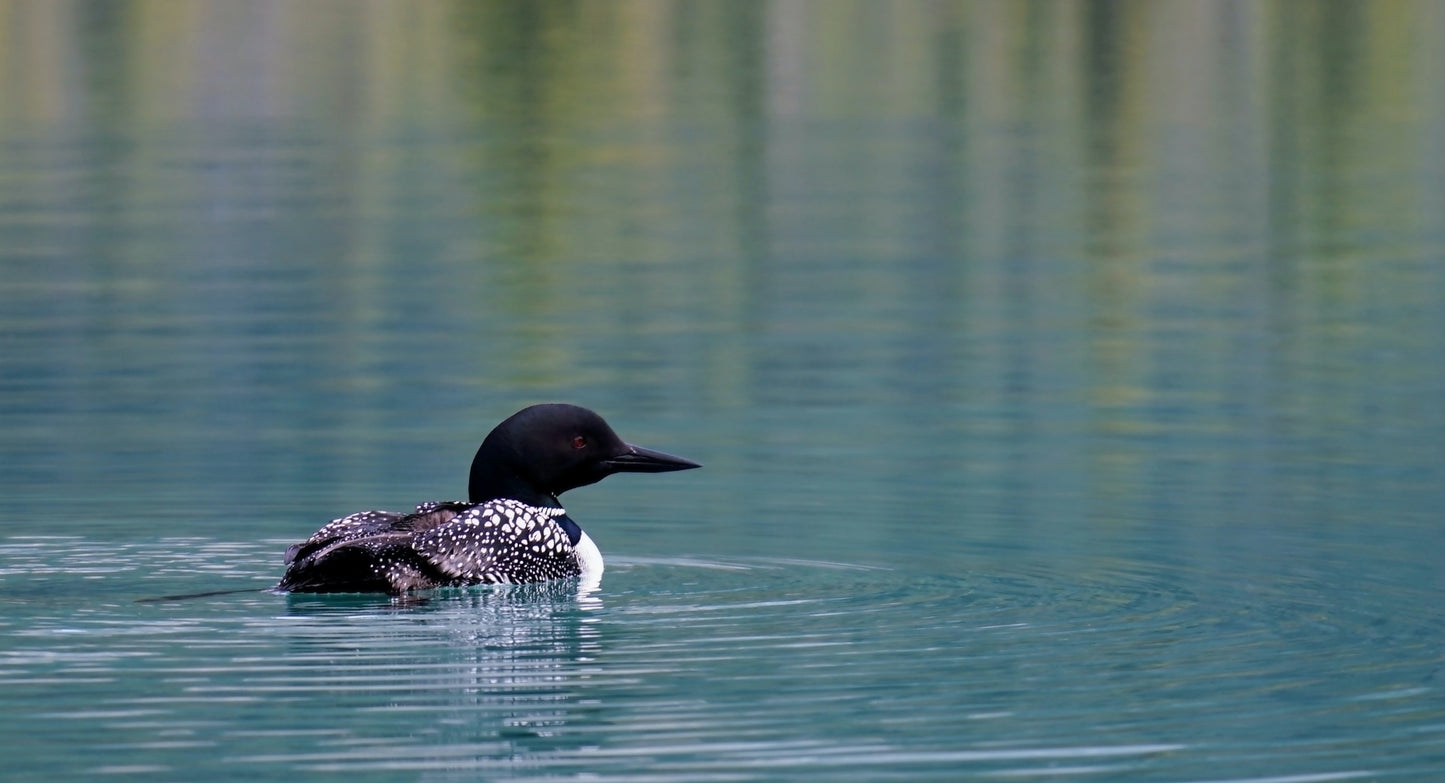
top-left (574, 529), bottom-right (604, 579)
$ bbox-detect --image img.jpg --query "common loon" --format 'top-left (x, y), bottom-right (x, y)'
top-left (276, 404), bottom-right (700, 595)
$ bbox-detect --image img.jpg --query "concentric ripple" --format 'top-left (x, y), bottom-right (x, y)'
top-left (0, 537), bottom-right (1438, 781)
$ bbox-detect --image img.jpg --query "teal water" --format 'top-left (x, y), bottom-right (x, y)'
top-left (3, 2), bottom-right (1445, 780)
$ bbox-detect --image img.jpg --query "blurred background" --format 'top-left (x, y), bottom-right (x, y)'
top-left (3, 0), bottom-right (1441, 573)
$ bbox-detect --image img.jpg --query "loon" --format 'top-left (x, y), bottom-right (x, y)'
top-left (276, 404), bottom-right (700, 595)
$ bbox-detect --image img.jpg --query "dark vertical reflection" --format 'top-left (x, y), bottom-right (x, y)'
top-left (1082, 0), bottom-right (1130, 154)
top-left (452, 1), bottom-right (574, 270)
top-left (995, 1), bottom-right (1049, 553)
top-left (1079, 0), bottom-right (1148, 547)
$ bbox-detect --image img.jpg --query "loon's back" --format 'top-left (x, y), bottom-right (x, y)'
top-left (277, 499), bottom-right (593, 594)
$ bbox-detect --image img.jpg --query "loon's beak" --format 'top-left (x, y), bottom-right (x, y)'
top-left (602, 444), bottom-right (702, 474)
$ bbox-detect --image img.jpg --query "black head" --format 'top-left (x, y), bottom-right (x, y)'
top-left (467, 403), bottom-right (701, 506)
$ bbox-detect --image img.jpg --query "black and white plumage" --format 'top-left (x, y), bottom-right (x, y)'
top-left (276, 404), bottom-right (700, 595)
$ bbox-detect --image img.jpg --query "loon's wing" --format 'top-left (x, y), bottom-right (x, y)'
top-left (283, 501), bottom-right (470, 565)
top-left (276, 532), bottom-right (440, 594)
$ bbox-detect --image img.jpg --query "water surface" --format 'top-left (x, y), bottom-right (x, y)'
top-left (2, 2), bottom-right (1443, 781)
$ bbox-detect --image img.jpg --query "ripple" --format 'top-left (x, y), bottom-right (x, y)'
top-left (1, 539), bottom-right (1440, 781)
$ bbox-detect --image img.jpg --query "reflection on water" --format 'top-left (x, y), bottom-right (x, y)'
top-left (2, 1), bottom-right (1444, 781)
top-left (1, 537), bottom-right (609, 779)
top-left (1, 540), bottom-right (1437, 780)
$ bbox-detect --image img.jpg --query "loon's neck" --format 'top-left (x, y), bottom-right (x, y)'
top-left (467, 462), bottom-right (561, 509)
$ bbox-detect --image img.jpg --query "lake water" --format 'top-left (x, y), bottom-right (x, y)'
top-left (2, 1), bottom-right (1444, 781)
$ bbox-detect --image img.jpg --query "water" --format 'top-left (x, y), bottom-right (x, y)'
top-left (2, 1), bottom-right (1444, 780)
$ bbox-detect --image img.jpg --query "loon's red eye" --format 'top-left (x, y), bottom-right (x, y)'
top-left (572, 436), bottom-right (587, 449)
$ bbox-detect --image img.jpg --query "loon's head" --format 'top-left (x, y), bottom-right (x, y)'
top-left (467, 403), bottom-right (701, 506)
